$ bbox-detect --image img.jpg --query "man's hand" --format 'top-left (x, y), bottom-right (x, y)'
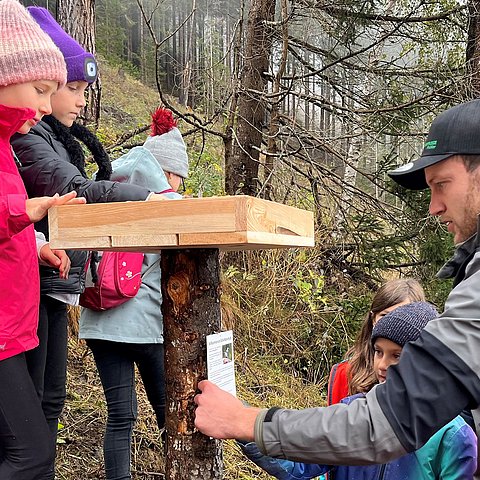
top-left (26, 191), bottom-right (86, 223)
top-left (39, 245), bottom-right (71, 279)
top-left (194, 380), bottom-right (259, 441)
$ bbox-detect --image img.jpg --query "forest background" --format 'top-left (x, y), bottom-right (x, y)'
top-left (20, 0), bottom-right (480, 478)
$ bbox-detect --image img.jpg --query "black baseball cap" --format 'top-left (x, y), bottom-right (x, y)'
top-left (388, 99), bottom-right (480, 190)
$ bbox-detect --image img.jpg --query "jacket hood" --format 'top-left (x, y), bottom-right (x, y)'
top-left (108, 146), bottom-right (181, 198)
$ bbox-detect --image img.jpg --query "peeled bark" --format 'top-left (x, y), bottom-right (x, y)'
top-left (161, 249), bottom-right (223, 480)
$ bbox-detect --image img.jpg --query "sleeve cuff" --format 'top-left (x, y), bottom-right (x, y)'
top-left (255, 407), bottom-right (279, 454)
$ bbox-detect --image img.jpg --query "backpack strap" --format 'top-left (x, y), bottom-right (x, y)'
top-left (141, 257), bottom-right (161, 281)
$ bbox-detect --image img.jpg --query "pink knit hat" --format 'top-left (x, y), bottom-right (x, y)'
top-left (0, 0), bottom-right (66, 87)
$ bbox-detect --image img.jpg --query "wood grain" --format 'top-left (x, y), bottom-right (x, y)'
top-left (48, 195), bottom-right (314, 251)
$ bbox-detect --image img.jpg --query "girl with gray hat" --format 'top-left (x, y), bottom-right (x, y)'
top-left (79, 108), bottom-right (189, 479)
top-left (240, 302), bottom-right (477, 480)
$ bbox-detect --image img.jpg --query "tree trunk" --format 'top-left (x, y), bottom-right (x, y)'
top-left (225, 0), bottom-right (276, 196)
top-left (161, 249), bottom-right (223, 480)
top-left (57, 0), bottom-right (100, 124)
top-left (467, 0), bottom-right (480, 98)
top-left (181, 0), bottom-right (196, 108)
top-left (264, 0), bottom-right (288, 201)
top-left (334, 127), bottom-right (361, 232)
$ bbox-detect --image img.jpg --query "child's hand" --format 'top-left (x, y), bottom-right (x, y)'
top-left (26, 191), bottom-right (86, 223)
top-left (237, 441), bottom-right (299, 480)
top-left (39, 245), bottom-right (71, 279)
top-left (147, 193), bottom-right (183, 201)
top-left (146, 193), bottom-right (167, 201)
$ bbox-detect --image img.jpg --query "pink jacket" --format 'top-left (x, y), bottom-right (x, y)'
top-left (0, 104), bottom-right (39, 360)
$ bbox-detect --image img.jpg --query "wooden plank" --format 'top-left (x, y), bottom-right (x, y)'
top-left (48, 195), bottom-right (314, 251)
top-left (178, 231), bottom-right (314, 249)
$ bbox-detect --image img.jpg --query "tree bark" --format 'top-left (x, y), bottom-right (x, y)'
top-left (57, 0), bottom-right (101, 124)
top-left (161, 249), bottom-right (223, 480)
top-left (225, 0), bottom-right (276, 196)
top-left (467, 0), bottom-right (480, 98)
top-left (264, 0), bottom-right (289, 200)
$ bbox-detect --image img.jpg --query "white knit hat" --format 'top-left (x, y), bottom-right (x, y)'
top-left (143, 107), bottom-right (189, 179)
top-left (0, 0), bottom-right (66, 87)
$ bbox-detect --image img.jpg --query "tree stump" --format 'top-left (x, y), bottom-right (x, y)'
top-left (161, 248), bottom-right (223, 479)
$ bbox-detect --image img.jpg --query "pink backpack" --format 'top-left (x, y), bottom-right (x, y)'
top-left (79, 252), bottom-right (145, 311)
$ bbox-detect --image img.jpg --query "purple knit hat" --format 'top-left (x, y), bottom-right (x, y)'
top-left (28, 6), bottom-right (97, 84)
top-left (0, 0), bottom-right (66, 87)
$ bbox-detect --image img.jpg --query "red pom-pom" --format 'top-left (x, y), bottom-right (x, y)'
top-left (150, 107), bottom-right (177, 136)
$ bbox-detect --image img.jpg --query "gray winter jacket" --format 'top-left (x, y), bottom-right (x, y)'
top-left (255, 227), bottom-right (480, 466)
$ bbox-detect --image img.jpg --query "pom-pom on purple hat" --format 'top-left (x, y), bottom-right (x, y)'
top-left (27, 6), bottom-right (97, 84)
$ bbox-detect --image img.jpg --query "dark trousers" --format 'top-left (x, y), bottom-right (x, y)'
top-left (26, 296), bottom-right (68, 479)
top-left (0, 353), bottom-right (55, 479)
top-left (87, 339), bottom-right (166, 480)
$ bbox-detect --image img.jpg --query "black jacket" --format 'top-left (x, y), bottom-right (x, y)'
top-left (12, 121), bottom-right (151, 295)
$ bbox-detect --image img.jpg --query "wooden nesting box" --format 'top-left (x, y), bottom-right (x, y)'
top-left (48, 195), bottom-right (314, 252)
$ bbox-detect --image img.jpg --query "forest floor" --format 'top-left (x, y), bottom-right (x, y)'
top-left (56, 331), bottom-right (166, 479)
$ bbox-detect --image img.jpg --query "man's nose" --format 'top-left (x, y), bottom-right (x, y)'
top-left (429, 192), bottom-right (444, 216)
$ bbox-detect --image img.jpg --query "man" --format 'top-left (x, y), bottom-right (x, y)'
top-left (194, 99), bottom-right (480, 467)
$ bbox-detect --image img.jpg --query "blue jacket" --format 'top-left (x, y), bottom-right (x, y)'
top-left (242, 394), bottom-right (477, 480)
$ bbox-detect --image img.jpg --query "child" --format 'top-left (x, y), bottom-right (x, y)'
top-left (10, 7), bottom-right (170, 478)
top-left (0, 0), bottom-right (85, 477)
top-left (79, 108), bottom-right (188, 479)
top-left (241, 302), bottom-right (477, 479)
top-left (327, 278), bottom-right (425, 404)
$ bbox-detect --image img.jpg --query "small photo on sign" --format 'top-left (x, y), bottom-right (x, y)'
top-left (222, 343), bottom-right (233, 363)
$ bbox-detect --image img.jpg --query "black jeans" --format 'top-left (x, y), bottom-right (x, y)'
top-left (26, 296), bottom-right (68, 479)
top-left (0, 353), bottom-right (54, 479)
top-left (87, 339), bottom-right (166, 480)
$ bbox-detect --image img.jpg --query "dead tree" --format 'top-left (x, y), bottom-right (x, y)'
top-left (161, 249), bottom-right (223, 480)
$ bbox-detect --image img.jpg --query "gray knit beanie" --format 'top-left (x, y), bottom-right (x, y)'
top-left (371, 301), bottom-right (438, 347)
top-left (143, 107), bottom-right (189, 179)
